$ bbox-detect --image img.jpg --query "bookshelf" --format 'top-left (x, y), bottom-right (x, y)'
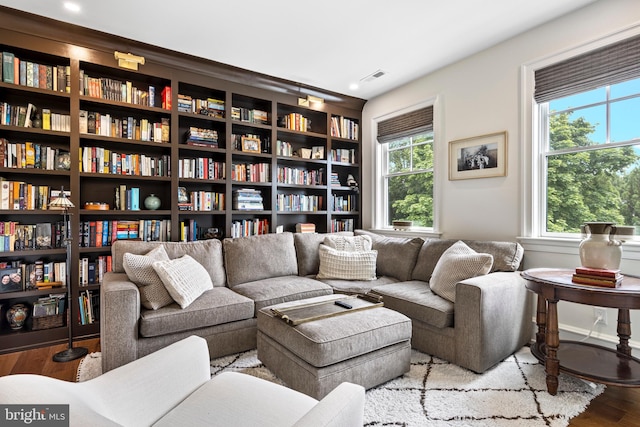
top-left (0, 7), bottom-right (363, 353)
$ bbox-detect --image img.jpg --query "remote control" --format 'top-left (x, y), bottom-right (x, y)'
top-left (335, 300), bottom-right (352, 309)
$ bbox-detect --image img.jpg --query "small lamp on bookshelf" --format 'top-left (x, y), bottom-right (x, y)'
top-left (49, 187), bottom-right (89, 362)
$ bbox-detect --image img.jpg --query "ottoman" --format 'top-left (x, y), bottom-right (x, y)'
top-left (257, 294), bottom-right (412, 399)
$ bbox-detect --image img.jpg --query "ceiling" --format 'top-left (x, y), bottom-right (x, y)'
top-left (0, 0), bottom-right (598, 100)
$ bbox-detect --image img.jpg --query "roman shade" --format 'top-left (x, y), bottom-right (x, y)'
top-left (377, 106), bottom-right (433, 143)
top-left (535, 33), bottom-right (640, 103)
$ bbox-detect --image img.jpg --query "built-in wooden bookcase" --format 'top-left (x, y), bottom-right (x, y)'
top-left (0, 7), bottom-right (363, 353)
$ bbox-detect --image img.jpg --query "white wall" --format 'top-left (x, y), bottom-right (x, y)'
top-left (362, 0), bottom-right (640, 348)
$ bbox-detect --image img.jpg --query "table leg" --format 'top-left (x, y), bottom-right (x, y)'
top-left (617, 308), bottom-right (632, 357)
top-left (545, 299), bottom-right (559, 395)
top-left (536, 295), bottom-right (547, 350)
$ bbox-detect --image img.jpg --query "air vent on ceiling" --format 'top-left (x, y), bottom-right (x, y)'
top-left (360, 69), bottom-right (386, 83)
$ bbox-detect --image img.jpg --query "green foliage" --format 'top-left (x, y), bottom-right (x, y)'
top-left (547, 112), bottom-right (639, 233)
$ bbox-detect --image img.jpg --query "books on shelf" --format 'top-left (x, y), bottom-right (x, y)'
top-left (296, 223), bottom-right (316, 233)
top-left (230, 218), bottom-right (269, 238)
top-left (178, 94), bottom-right (225, 118)
top-left (330, 115), bottom-right (359, 140)
top-left (2, 51), bottom-right (70, 92)
top-left (571, 267), bottom-right (623, 288)
top-left (233, 188), bottom-right (263, 210)
top-left (184, 126), bottom-right (219, 147)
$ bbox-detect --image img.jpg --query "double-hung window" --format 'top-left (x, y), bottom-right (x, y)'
top-left (535, 34), bottom-right (640, 236)
top-left (377, 106), bottom-right (434, 228)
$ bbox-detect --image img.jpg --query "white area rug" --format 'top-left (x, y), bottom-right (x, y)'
top-left (78, 346), bottom-right (604, 426)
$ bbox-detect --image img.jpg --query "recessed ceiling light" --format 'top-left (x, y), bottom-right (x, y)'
top-left (349, 83), bottom-right (359, 91)
top-left (64, 2), bottom-right (81, 13)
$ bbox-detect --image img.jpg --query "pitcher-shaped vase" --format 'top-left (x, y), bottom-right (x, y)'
top-left (579, 222), bottom-right (622, 270)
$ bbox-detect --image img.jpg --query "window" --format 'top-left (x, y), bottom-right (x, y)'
top-left (535, 34), bottom-right (640, 236)
top-left (377, 106), bottom-right (434, 228)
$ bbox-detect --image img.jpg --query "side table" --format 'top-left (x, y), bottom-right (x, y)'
top-left (521, 268), bottom-right (640, 395)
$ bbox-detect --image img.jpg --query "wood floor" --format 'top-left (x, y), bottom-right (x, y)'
top-left (0, 339), bottom-right (639, 426)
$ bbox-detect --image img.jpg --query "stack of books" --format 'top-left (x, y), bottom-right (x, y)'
top-left (184, 127), bottom-right (218, 147)
top-left (232, 188), bottom-right (263, 211)
top-left (571, 266), bottom-right (623, 287)
top-left (296, 223), bottom-right (316, 233)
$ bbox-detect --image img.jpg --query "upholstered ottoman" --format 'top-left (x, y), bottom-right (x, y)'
top-left (257, 294), bottom-right (412, 399)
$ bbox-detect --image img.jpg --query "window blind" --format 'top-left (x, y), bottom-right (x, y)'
top-left (535, 33), bottom-right (640, 103)
top-left (377, 106), bottom-right (433, 143)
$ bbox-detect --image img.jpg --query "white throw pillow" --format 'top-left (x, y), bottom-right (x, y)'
top-left (123, 246), bottom-right (174, 310)
top-left (322, 234), bottom-right (372, 252)
top-left (429, 240), bottom-right (493, 303)
top-left (316, 244), bottom-right (377, 281)
top-left (152, 255), bottom-right (213, 308)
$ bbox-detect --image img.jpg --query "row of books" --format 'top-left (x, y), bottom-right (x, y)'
top-left (79, 110), bottom-right (170, 142)
top-left (277, 166), bottom-right (325, 186)
top-left (230, 218), bottom-right (269, 238)
top-left (231, 107), bottom-right (268, 124)
top-left (0, 221), bottom-right (67, 252)
top-left (276, 194), bottom-right (322, 212)
top-left (331, 218), bottom-right (355, 232)
top-left (178, 95), bottom-right (225, 118)
top-left (181, 191), bottom-right (225, 211)
top-left (0, 259), bottom-right (67, 292)
top-left (0, 181), bottom-right (60, 211)
top-left (571, 266), bottom-right (623, 288)
top-left (79, 219), bottom-right (171, 247)
top-left (79, 256), bottom-right (112, 286)
top-left (2, 51), bottom-right (70, 92)
top-left (330, 116), bottom-right (359, 140)
top-left (231, 162), bottom-right (270, 183)
top-left (80, 147), bottom-right (171, 177)
top-left (178, 158), bottom-right (225, 180)
top-left (32, 294), bottom-right (66, 317)
top-left (0, 139), bottom-right (69, 171)
top-left (331, 148), bottom-right (357, 164)
top-left (233, 188), bottom-right (263, 210)
top-left (1, 101), bottom-right (70, 131)
top-left (184, 126), bottom-right (219, 147)
top-left (280, 113), bottom-right (311, 132)
top-left (332, 194), bottom-right (357, 212)
top-left (78, 289), bottom-right (99, 325)
top-left (80, 71), bottom-right (163, 108)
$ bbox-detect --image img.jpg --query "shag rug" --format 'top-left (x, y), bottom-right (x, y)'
top-left (77, 346), bottom-right (604, 426)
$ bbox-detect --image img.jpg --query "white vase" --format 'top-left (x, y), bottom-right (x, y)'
top-left (579, 222), bottom-right (622, 270)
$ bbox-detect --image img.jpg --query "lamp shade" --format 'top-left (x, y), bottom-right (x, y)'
top-left (49, 192), bottom-right (75, 209)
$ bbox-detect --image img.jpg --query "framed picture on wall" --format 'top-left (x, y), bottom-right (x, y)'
top-left (448, 131), bottom-right (507, 180)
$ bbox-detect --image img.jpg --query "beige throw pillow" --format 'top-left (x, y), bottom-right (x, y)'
top-left (316, 244), bottom-right (377, 281)
top-left (429, 240), bottom-right (493, 303)
top-left (322, 234), bottom-right (372, 252)
top-left (152, 255), bottom-right (213, 308)
top-left (123, 246), bottom-right (174, 310)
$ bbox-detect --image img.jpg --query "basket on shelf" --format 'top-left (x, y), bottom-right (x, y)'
top-left (31, 313), bottom-right (65, 331)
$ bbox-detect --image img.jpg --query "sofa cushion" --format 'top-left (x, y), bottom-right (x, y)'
top-left (318, 276), bottom-right (399, 295)
top-left (223, 233), bottom-right (298, 287)
top-left (371, 280), bottom-right (454, 328)
top-left (152, 255), bottom-right (214, 308)
top-left (355, 230), bottom-right (423, 281)
top-left (112, 239), bottom-right (226, 287)
top-left (412, 239), bottom-right (524, 281)
top-left (231, 276), bottom-right (333, 315)
top-left (429, 240), bottom-right (493, 303)
top-left (294, 232), bottom-right (354, 276)
top-left (123, 245), bottom-right (174, 310)
top-left (139, 287), bottom-right (255, 337)
top-left (322, 234), bottom-right (372, 252)
top-left (316, 245), bottom-right (377, 281)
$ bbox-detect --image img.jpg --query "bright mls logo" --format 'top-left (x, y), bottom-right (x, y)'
top-left (1, 405), bottom-right (69, 426)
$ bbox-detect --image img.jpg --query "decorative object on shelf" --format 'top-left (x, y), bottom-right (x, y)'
top-left (144, 194), bottom-right (161, 210)
top-left (392, 221), bottom-right (413, 231)
top-left (84, 202), bottom-right (110, 210)
top-left (347, 174), bottom-right (359, 193)
top-left (0, 266), bottom-right (23, 293)
top-left (203, 228), bottom-right (224, 240)
top-left (579, 222), bottom-right (622, 270)
top-left (49, 187), bottom-right (89, 362)
top-left (241, 136), bottom-right (261, 153)
top-left (6, 303), bottom-right (29, 330)
top-left (31, 112), bottom-right (42, 129)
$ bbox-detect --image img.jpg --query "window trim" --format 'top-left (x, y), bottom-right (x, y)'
top-left (521, 25), bottom-right (640, 240)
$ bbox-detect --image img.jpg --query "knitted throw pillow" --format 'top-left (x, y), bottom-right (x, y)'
top-left (322, 234), bottom-right (372, 252)
top-left (123, 245), bottom-right (174, 310)
top-left (152, 255), bottom-right (213, 308)
top-left (429, 240), bottom-right (493, 303)
top-left (316, 244), bottom-right (377, 281)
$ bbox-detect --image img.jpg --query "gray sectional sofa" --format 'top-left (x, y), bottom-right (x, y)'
top-left (101, 230), bottom-right (533, 375)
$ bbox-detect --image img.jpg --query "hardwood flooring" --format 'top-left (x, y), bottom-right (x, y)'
top-left (0, 339), bottom-right (639, 426)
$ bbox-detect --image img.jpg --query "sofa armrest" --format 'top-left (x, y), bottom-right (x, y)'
top-left (82, 336), bottom-right (211, 426)
top-left (454, 271), bottom-right (534, 373)
top-left (100, 272), bottom-right (141, 373)
top-left (292, 382), bottom-right (365, 427)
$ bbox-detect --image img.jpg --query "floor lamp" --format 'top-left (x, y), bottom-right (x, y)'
top-left (50, 187), bottom-right (88, 362)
